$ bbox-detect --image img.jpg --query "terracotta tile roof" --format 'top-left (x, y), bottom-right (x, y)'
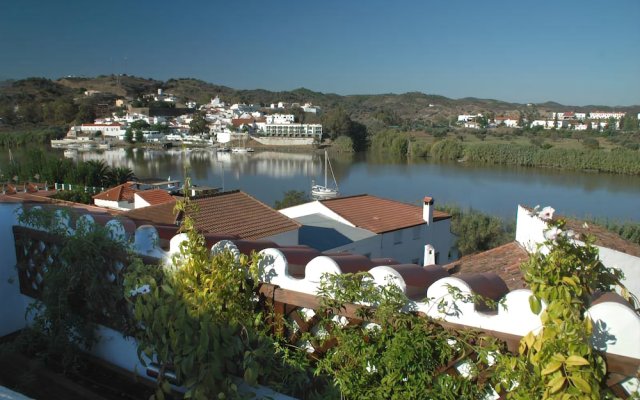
top-left (319, 194), bottom-right (451, 234)
top-left (124, 190), bottom-right (299, 240)
top-left (563, 218), bottom-right (640, 258)
top-left (188, 190), bottom-right (299, 240)
top-left (92, 182), bottom-right (140, 202)
top-left (135, 189), bottom-right (175, 206)
top-left (444, 242), bottom-right (529, 291)
top-left (124, 201), bottom-right (178, 226)
top-left (231, 117), bottom-right (265, 127)
top-left (523, 205), bottom-right (640, 258)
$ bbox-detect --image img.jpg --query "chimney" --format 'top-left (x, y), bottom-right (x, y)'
top-left (423, 196), bottom-right (434, 225)
top-left (424, 244), bottom-right (436, 266)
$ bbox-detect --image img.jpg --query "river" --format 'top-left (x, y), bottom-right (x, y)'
top-left (4, 147), bottom-right (640, 222)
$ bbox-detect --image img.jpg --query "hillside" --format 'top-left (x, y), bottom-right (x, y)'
top-left (2, 75), bottom-right (639, 128)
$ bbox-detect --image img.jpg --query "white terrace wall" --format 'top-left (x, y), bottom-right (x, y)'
top-left (0, 203), bottom-right (31, 337)
top-left (2, 208), bottom-right (639, 393)
top-left (516, 205), bottom-right (640, 301)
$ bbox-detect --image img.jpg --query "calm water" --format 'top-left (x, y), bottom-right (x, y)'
top-left (4, 147), bottom-right (640, 222)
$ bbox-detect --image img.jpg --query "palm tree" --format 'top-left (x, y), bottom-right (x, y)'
top-left (108, 167), bottom-right (136, 186)
top-left (83, 160), bottom-right (111, 187)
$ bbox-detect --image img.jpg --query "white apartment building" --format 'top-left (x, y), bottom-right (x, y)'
top-left (589, 111), bottom-right (625, 120)
top-left (256, 123), bottom-right (322, 139)
top-left (266, 114), bottom-right (295, 124)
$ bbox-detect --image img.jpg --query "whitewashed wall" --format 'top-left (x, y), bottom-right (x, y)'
top-left (0, 203), bottom-right (32, 337)
top-left (1, 206), bottom-right (638, 395)
top-left (515, 205), bottom-right (640, 301)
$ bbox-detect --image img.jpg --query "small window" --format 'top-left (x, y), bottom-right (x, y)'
top-left (412, 258), bottom-right (420, 265)
top-left (412, 226), bottom-right (421, 240)
top-left (393, 230), bottom-right (402, 244)
top-left (435, 252), bottom-right (440, 264)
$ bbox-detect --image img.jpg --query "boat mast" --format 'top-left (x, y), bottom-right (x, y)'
top-left (324, 150), bottom-right (328, 187)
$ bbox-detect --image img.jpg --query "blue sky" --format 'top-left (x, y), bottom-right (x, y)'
top-left (1, 0), bottom-right (639, 106)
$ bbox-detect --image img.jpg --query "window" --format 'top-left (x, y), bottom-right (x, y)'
top-left (412, 258), bottom-right (420, 265)
top-left (435, 252), bottom-right (440, 265)
top-left (412, 226), bottom-right (421, 240)
top-left (393, 230), bottom-right (402, 245)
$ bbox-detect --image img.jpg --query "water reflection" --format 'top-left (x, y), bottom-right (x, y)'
top-left (2, 146), bottom-right (638, 221)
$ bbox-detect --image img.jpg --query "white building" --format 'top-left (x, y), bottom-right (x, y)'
top-left (266, 114), bottom-right (295, 124)
top-left (256, 123), bottom-right (322, 139)
top-left (302, 103), bottom-right (321, 114)
top-left (589, 111), bottom-right (625, 120)
top-left (78, 123), bottom-right (127, 138)
top-left (280, 195), bottom-right (457, 265)
top-left (530, 120), bottom-right (555, 129)
top-left (494, 116), bottom-right (519, 128)
top-left (457, 114), bottom-right (481, 123)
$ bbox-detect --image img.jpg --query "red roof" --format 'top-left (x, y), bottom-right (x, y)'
top-left (125, 190), bottom-right (299, 240)
top-left (92, 182), bottom-right (140, 202)
top-left (135, 189), bottom-right (175, 206)
top-left (231, 117), bottom-right (265, 127)
top-left (444, 242), bottom-right (529, 291)
top-left (320, 194), bottom-right (450, 234)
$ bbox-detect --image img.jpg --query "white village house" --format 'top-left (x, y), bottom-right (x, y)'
top-left (280, 195), bottom-right (457, 266)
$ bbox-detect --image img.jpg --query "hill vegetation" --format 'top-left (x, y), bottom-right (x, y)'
top-left (2, 74), bottom-right (638, 131)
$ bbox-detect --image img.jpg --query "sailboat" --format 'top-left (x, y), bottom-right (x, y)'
top-left (231, 134), bottom-right (254, 153)
top-left (311, 150), bottom-right (339, 199)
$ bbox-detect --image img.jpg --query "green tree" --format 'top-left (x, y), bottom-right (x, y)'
top-left (19, 102), bottom-right (43, 124)
top-left (437, 204), bottom-right (514, 255)
top-left (322, 108), bottom-right (352, 140)
top-left (53, 98), bottom-right (78, 123)
top-left (622, 114), bottom-right (638, 132)
top-left (124, 128), bottom-right (134, 143)
top-left (290, 106), bottom-right (306, 123)
top-left (274, 190), bottom-right (309, 209)
top-left (0, 103), bottom-right (17, 126)
top-left (82, 160), bottom-right (111, 187)
top-left (108, 166), bottom-right (136, 186)
top-left (75, 103), bottom-right (96, 124)
top-left (189, 113), bottom-right (208, 134)
top-left (134, 129), bottom-right (145, 143)
top-left (130, 119), bottom-right (150, 130)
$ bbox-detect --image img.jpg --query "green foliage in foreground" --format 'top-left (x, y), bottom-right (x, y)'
top-left (14, 200), bottom-right (638, 399)
top-left (494, 219), bottom-right (636, 399)
top-left (437, 204), bottom-right (515, 255)
top-left (315, 273), bottom-right (500, 399)
top-left (125, 199), bottom-right (333, 399)
top-left (14, 208), bottom-right (134, 372)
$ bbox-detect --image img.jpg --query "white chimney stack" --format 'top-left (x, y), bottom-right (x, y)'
top-left (424, 244), bottom-right (436, 266)
top-left (423, 196), bottom-right (434, 225)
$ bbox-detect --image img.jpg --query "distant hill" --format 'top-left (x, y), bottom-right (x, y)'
top-left (2, 75), bottom-right (638, 128)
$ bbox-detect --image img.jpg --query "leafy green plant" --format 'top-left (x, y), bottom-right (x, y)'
top-left (494, 219), bottom-right (635, 399)
top-left (312, 272), bottom-right (501, 400)
top-left (15, 207), bottom-right (137, 372)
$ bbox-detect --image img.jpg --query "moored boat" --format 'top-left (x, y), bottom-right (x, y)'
top-left (311, 150), bottom-right (339, 199)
